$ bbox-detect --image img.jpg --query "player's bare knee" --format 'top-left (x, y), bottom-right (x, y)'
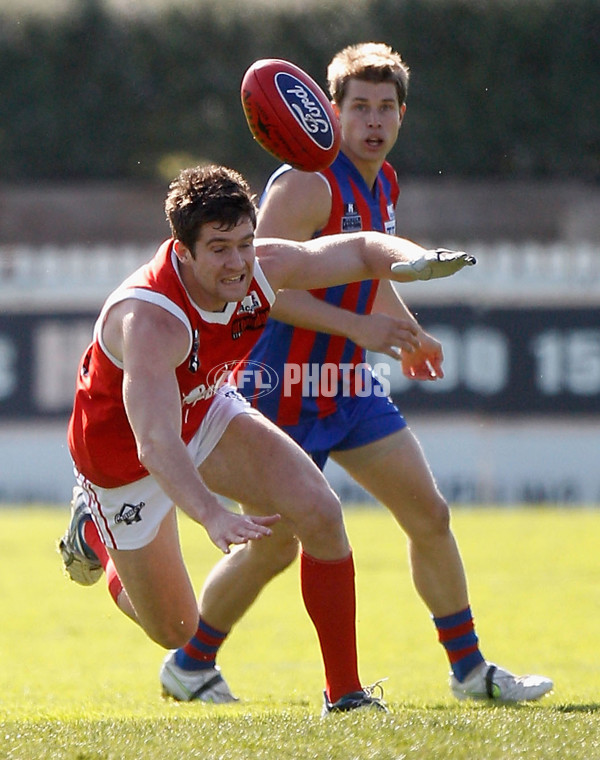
top-left (251, 531), bottom-right (299, 575)
top-left (297, 488), bottom-right (345, 546)
top-left (273, 532), bottom-right (300, 570)
top-left (405, 495), bottom-right (451, 546)
top-left (424, 496), bottom-right (451, 537)
top-left (146, 614), bottom-right (197, 649)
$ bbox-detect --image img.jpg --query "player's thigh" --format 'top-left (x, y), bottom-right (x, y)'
top-left (200, 411), bottom-right (342, 526)
top-left (108, 507), bottom-right (198, 647)
top-left (332, 427), bottom-right (449, 535)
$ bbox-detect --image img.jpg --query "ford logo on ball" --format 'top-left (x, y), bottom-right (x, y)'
top-left (275, 72), bottom-right (335, 150)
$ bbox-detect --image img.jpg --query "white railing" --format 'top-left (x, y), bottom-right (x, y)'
top-left (0, 240), bottom-right (598, 310)
top-left (0, 243), bottom-right (155, 310)
top-left (394, 240), bottom-right (600, 305)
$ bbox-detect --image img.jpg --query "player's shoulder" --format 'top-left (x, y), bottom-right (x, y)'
top-left (258, 166), bottom-right (331, 238)
top-left (380, 160), bottom-right (399, 183)
top-left (266, 165), bottom-right (331, 200)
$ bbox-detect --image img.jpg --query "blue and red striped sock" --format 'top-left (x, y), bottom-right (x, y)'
top-left (433, 605), bottom-right (485, 682)
top-left (175, 617), bottom-right (229, 671)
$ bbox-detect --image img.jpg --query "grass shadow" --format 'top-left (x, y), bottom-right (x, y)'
top-left (554, 703), bottom-right (600, 713)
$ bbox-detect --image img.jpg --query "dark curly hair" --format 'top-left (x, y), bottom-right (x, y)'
top-left (165, 164), bottom-right (257, 255)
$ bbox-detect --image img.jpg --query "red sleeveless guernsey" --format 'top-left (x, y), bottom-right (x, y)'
top-left (68, 239), bottom-right (275, 488)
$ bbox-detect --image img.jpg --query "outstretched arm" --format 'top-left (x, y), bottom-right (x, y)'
top-left (270, 288), bottom-right (421, 358)
top-left (270, 280), bottom-right (445, 376)
top-left (109, 299), bottom-right (280, 553)
top-left (260, 169), bottom-right (424, 355)
top-left (256, 168), bottom-right (467, 372)
top-left (257, 232), bottom-right (475, 294)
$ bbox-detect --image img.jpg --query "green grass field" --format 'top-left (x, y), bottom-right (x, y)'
top-left (1, 505), bottom-right (599, 759)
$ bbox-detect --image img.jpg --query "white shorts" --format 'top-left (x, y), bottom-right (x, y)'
top-left (75, 386), bottom-right (259, 551)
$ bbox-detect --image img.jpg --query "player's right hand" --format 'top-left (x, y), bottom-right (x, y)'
top-left (205, 509), bottom-right (281, 554)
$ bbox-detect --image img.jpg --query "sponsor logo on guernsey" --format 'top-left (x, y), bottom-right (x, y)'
top-left (181, 363), bottom-right (233, 407)
top-left (238, 290), bottom-right (261, 314)
top-left (385, 203), bottom-right (396, 235)
top-left (115, 501), bottom-right (145, 525)
top-left (275, 72), bottom-right (335, 150)
top-left (342, 202), bottom-right (362, 232)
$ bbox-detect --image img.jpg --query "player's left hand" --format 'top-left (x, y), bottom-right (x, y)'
top-left (349, 312), bottom-right (420, 358)
top-left (391, 249), bottom-right (476, 281)
top-left (400, 329), bottom-right (444, 381)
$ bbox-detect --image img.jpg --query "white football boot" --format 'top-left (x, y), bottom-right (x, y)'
top-left (451, 661), bottom-right (553, 703)
top-left (58, 487), bottom-right (103, 586)
top-left (160, 650), bottom-right (239, 703)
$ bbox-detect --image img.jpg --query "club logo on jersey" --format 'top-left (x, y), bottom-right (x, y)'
top-left (231, 290), bottom-right (269, 338)
top-left (275, 72), bottom-right (336, 150)
top-left (115, 501), bottom-right (145, 525)
top-left (341, 203), bottom-right (362, 232)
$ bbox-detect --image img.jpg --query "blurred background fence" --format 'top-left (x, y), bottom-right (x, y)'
top-left (0, 0), bottom-right (598, 504)
top-left (1, 0), bottom-right (599, 185)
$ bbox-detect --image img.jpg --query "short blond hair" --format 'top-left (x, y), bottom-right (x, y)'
top-left (327, 42), bottom-right (410, 107)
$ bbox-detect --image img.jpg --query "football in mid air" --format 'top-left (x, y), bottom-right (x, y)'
top-left (241, 58), bottom-right (341, 172)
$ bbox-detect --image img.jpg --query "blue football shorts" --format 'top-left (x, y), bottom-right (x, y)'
top-left (281, 381), bottom-right (407, 472)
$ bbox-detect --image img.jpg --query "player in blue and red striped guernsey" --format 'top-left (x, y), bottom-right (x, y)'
top-left (200, 43), bottom-right (553, 705)
top-left (249, 152), bottom-right (399, 432)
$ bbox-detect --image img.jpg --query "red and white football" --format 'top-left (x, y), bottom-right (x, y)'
top-left (241, 58), bottom-right (341, 172)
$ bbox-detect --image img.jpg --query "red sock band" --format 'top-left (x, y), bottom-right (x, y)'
top-left (106, 560), bottom-right (123, 605)
top-left (300, 550), bottom-right (361, 703)
top-left (82, 519), bottom-right (122, 607)
top-left (433, 606), bottom-right (485, 681)
top-left (83, 519), bottom-right (110, 569)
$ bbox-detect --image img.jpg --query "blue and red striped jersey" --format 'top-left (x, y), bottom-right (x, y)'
top-left (241, 151), bottom-right (399, 426)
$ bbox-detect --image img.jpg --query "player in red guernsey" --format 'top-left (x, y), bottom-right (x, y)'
top-left (59, 163), bottom-right (475, 712)
top-left (217, 44), bottom-right (552, 703)
top-left (68, 238), bottom-right (275, 492)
